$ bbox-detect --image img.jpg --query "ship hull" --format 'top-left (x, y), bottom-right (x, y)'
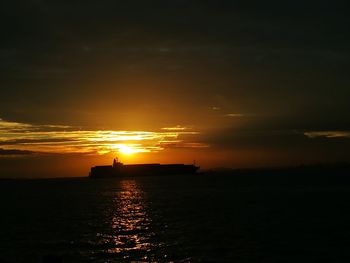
top-left (89, 163), bottom-right (199, 178)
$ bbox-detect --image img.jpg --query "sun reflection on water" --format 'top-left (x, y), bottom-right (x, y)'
top-left (108, 180), bottom-right (153, 258)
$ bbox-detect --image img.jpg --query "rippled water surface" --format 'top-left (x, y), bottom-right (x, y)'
top-left (1, 174), bottom-right (350, 262)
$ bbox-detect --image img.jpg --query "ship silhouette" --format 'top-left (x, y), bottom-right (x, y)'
top-left (89, 158), bottom-right (200, 178)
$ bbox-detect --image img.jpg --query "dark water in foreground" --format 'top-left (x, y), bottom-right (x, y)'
top-left (1, 173), bottom-right (350, 262)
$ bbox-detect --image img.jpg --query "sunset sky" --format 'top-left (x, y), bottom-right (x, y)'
top-left (1, 1), bottom-right (350, 177)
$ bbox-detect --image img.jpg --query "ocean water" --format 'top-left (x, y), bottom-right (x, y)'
top-left (1, 174), bottom-right (350, 262)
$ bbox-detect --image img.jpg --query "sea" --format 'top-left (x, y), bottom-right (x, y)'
top-left (1, 173), bottom-right (350, 262)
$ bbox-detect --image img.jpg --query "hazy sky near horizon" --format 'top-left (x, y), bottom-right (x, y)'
top-left (1, 0), bottom-right (350, 177)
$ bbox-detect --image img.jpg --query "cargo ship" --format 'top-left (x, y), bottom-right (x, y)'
top-left (89, 158), bottom-right (200, 178)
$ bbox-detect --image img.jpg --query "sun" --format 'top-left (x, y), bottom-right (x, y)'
top-left (108, 143), bottom-right (148, 156)
top-left (116, 144), bottom-right (146, 155)
top-left (118, 144), bottom-right (136, 155)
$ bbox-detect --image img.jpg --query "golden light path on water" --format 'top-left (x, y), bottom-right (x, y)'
top-left (109, 180), bottom-right (153, 258)
top-left (0, 118), bottom-right (208, 156)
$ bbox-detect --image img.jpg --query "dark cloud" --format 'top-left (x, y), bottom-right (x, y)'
top-left (0, 138), bottom-right (79, 146)
top-left (0, 148), bottom-right (34, 156)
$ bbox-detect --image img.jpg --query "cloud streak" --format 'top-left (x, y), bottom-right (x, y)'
top-left (0, 118), bottom-right (208, 156)
top-left (304, 131), bottom-right (350, 139)
top-left (225, 113), bottom-right (245, 117)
